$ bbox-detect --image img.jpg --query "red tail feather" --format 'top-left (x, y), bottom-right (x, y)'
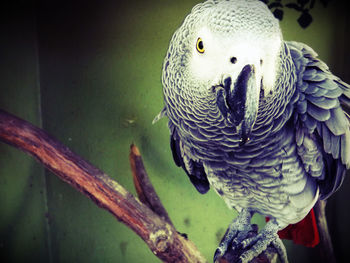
top-left (266, 208), bottom-right (319, 247)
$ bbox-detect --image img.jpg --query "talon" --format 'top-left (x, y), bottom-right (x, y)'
top-left (240, 236), bottom-right (256, 249)
top-left (213, 248), bottom-right (223, 263)
top-left (272, 238), bottom-right (288, 263)
top-left (231, 239), bottom-right (242, 249)
top-left (231, 228), bottom-right (252, 249)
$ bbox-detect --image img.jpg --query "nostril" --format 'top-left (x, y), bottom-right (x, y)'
top-left (230, 57), bottom-right (237, 64)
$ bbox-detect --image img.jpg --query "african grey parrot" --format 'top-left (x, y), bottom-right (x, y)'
top-left (154, 0), bottom-right (350, 262)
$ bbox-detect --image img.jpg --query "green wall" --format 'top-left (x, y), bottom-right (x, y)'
top-left (0, 0), bottom-right (349, 262)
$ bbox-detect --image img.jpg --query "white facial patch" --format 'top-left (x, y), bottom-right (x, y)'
top-left (189, 26), bottom-right (282, 96)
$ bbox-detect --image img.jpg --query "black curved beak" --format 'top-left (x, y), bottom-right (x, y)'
top-left (215, 64), bottom-right (259, 145)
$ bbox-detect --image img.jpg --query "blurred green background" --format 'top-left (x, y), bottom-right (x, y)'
top-left (0, 0), bottom-right (349, 262)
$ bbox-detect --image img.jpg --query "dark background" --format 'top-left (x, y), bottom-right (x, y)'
top-left (0, 0), bottom-right (349, 262)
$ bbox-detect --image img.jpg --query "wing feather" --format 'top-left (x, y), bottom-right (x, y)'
top-left (170, 124), bottom-right (210, 194)
top-left (288, 41), bottom-right (350, 199)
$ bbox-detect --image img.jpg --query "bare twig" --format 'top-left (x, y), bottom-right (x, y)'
top-left (129, 144), bottom-right (174, 226)
top-left (0, 109), bottom-right (206, 263)
top-left (314, 200), bottom-right (336, 263)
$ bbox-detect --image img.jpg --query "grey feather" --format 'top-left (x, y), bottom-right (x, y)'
top-left (296, 100), bottom-right (307, 114)
top-left (324, 87), bottom-right (343, 98)
top-left (331, 134), bottom-right (340, 159)
top-left (307, 103), bottom-right (330, 121)
top-left (157, 2), bottom-right (350, 261)
top-left (295, 124), bottom-right (305, 147)
top-left (304, 115), bottom-right (317, 131)
top-left (322, 124), bottom-right (332, 154)
top-left (303, 69), bottom-right (326, 82)
top-left (307, 96), bottom-right (339, 110)
top-left (341, 130), bottom-right (350, 168)
top-left (304, 84), bottom-right (319, 95)
top-left (153, 107), bottom-right (167, 124)
top-left (288, 176), bottom-right (317, 209)
top-left (325, 107), bottom-right (349, 136)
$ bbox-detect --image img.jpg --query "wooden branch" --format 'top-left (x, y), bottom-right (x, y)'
top-left (1, 109), bottom-right (335, 263)
top-left (129, 144), bottom-right (174, 226)
top-left (314, 200), bottom-right (336, 263)
top-left (0, 109), bottom-right (206, 263)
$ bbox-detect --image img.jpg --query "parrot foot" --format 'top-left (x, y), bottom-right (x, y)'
top-left (214, 216), bottom-right (289, 263)
top-left (239, 220), bottom-right (288, 263)
top-left (214, 209), bottom-right (254, 263)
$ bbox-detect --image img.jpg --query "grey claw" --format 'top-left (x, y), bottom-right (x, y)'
top-left (213, 247), bottom-right (223, 263)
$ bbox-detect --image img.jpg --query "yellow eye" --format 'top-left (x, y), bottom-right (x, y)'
top-left (196, 37), bottom-right (205, 53)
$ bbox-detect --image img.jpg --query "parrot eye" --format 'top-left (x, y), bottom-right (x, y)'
top-left (196, 38), bottom-right (205, 53)
top-left (230, 57), bottom-right (237, 64)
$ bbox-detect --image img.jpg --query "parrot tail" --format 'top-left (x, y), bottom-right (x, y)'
top-left (266, 208), bottom-right (319, 247)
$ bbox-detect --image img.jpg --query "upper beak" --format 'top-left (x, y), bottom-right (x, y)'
top-left (233, 64), bottom-right (259, 145)
top-left (216, 64), bottom-right (260, 145)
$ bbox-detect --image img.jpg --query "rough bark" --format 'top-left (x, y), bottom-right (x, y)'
top-left (129, 144), bottom-right (174, 226)
top-left (0, 109), bottom-right (206, 263)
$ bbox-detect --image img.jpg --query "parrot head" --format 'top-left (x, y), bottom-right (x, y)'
top-left (162, 0), bottom-right (284, 144)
